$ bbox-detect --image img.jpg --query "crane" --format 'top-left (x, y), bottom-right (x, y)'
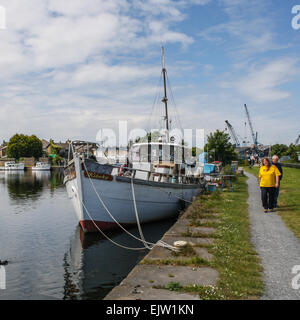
top-left (225, 120), bottom-right (241, 147)
top-left (244, 104), bottom-right (258, 148)
top-left (295, 134), bottom-right (300, 145)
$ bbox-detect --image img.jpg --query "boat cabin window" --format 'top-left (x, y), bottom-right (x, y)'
top-left (130, 143), bottom-right (192, 164)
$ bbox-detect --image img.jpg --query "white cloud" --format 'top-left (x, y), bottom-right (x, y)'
top-left (190, 0), bottom-right (211, 5)
top-left (0, 0), bottom-right (196, 76)
top-left (226, 58), bottom-right (300, 102)
top-left (0, 0), bottom-right (207, 142)
top-left (0, 0), bottom-right (297, 146)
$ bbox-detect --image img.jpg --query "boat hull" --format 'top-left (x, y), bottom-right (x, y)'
top-left (0, 164), bottom-right (25, 171)
top-left (32, 163), bottom-right (51, 171)
top-left (65, 157), bottom-right (202, 233)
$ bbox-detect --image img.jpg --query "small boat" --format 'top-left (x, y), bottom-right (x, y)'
top-left (0, 161), bottom-right (25, 171)
top-left (32, 162), bottom-right (51, 171)
top-left (64, 48), bottom-right (204, 233)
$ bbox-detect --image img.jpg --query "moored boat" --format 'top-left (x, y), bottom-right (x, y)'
top-left (0, 161), bottom-right (25, 171)
top-left (32, 162), bottom-right (51, 171)
top-left (64, 48), bottom-right (204, 233)
top-left (64, 151), bottom-right (203, 232)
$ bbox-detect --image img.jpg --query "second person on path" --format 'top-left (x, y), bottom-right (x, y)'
top-left (259, 157), bottom-right (281, 213)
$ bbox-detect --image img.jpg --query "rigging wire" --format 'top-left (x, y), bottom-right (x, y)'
top-left (78, 152), bottom-right (178, 251)
top-left (147, 73), bottom-right (163, 135)
top-left (166, 72), bottom-right (183, 133)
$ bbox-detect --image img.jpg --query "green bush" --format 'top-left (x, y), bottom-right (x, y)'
top-left (7, 134), bottom-right (42, 160)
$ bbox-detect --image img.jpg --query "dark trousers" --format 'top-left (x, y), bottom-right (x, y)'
top-left (274, 184), bottom-right (280, 207)
top-left (261, 187), bottom-right (276, 210)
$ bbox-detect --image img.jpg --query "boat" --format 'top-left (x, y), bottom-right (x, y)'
top-left (0, 161), bottom-right (25, 171)
top-left (32, 162), bottom-right (51, 171)
top-left (64, 48), bottom-right (204, 233)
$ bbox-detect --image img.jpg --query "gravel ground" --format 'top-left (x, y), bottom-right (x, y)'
top-left (245, 172), bottom-right (300, 300)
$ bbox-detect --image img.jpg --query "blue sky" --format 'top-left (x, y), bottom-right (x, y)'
top-left (0, 0), bottom-right (299, 145)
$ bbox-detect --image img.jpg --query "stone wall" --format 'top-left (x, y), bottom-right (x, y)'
top-left (23, 157), bottom-right (35, 167)
top-left (38, 157), bottom-right (49, 163)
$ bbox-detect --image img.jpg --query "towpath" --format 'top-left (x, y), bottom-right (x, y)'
top-left (245, 172), bottom-right (300, 300)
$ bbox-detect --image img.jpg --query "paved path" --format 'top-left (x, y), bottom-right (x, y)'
top-left (245, 172), bottom-right (300, 300)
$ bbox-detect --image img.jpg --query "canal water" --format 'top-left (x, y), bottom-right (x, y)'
top-left (0, 171), bottom-right (176, 300)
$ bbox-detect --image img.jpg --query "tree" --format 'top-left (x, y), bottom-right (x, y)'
top-left (49, 139), bottom-right (63, 165)
top-left (28, 135), bottom-right (43, 159)
top-left (204, 130), bottom-right (238, 165)
top-left (192, 147), bottom-right (203, 157)
top-left (49, 139), bottom-right (62, 155)
top-left (285, 144), bottom-right (300, 162)
top-left (135, 131), bottom-right (162, 143)
top-left (271, 144), bottom-right (288, 158)
top-left (7, 134), bottom-right (42, 160)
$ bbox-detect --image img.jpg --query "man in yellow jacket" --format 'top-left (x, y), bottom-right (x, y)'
top-left (259, 157), bottom-right (281, 212)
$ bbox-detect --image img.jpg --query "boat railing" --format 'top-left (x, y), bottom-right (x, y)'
top-left (112, 164), bottom-right (203, 185)
top-left (66, 152), bottom-right (206, 185)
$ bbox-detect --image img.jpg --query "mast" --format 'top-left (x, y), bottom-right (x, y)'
top-left (161, 47), bottom-right (169, 141)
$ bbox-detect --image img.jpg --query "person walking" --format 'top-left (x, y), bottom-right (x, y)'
top-left (272, 155), bottom-right (283, 208)
top-left (259, 157), bottom-right (281, 212)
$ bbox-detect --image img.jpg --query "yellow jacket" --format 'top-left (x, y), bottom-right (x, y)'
top-left (259, 165), bottom-right (281, 187)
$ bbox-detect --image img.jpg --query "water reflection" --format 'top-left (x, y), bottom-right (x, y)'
top-left (0, 169), bottom-right (176, 300)
top-left (63, 218), bottom-right (176, 300)
top-left (0, 170), bottom-right (64, 203)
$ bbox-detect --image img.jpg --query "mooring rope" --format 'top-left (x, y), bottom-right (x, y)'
top-left (131, 177), bottom-right (153, 250)
top-left (80, 157), bottom-right (177, 251)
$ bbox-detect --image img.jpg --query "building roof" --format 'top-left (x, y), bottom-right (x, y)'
top-left (45, 140), bottom-right (70, 150)
top-left (41, 139), bottom-right (49, 150)
top-left (235, 146), bottom-right (251, 152)
top-left (54, 142), bottom-right (70, 149)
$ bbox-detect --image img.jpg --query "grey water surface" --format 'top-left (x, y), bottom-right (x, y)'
top-left (0, 170), bottom-right (175, 300)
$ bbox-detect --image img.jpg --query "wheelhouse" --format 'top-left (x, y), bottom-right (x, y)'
top-left (129, 142), bottom-right (192, 165)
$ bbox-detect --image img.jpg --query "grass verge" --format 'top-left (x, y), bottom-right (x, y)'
top-left (145, 175), bottom-right (264, 299)
top-left (189, 176), bottom-right (263, 299)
